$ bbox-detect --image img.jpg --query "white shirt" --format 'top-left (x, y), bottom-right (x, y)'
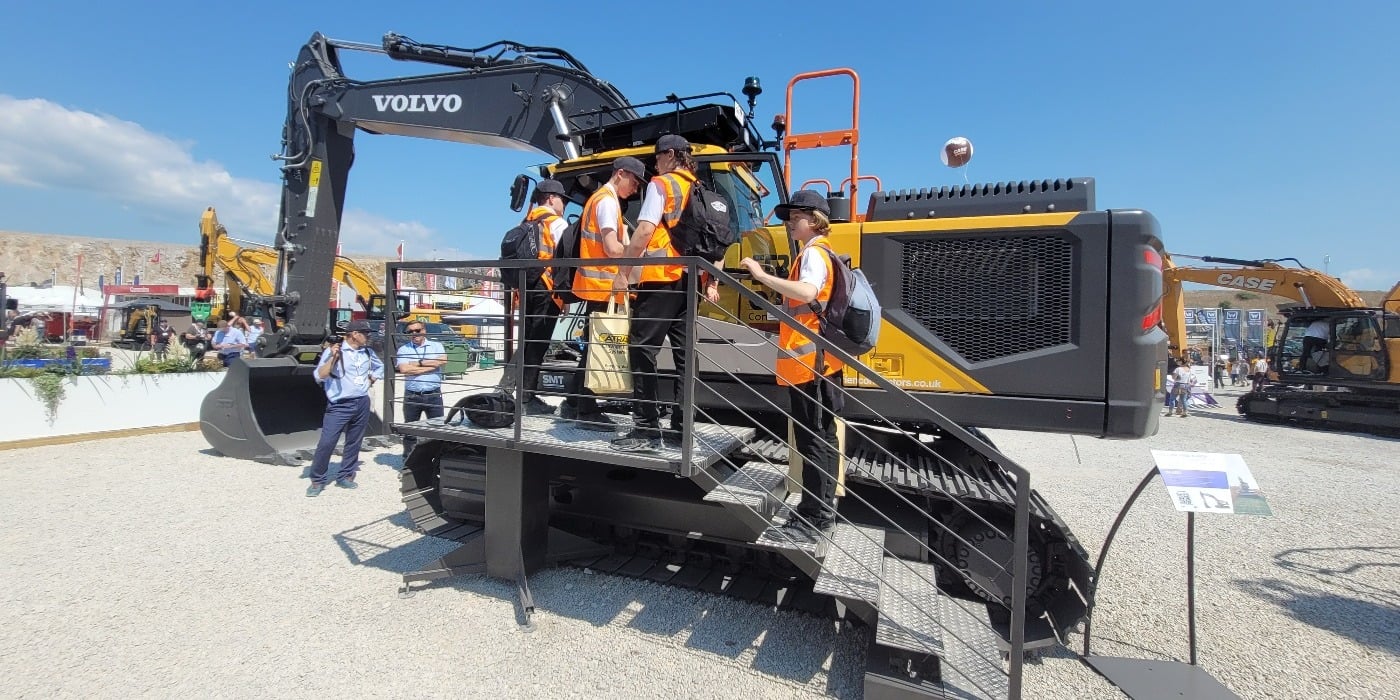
top-left (794, 240), bottom-right (830, 293)
top-left (1305, 320), bottom-right (1329, 339)
top-left (1172, 366), bottom-right (1196, 387)
top-left (638, 181), bottom-right (668, 226)
top-left (1252, 358), bottom-right (1268, 374)
top-left (594, 183), bottom-right (621, 235)
top-left (544, 214), bottom-right (567, 245)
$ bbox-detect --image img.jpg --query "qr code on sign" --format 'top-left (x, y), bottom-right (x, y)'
top-left (1175, 490), bottom-right (1194, 507)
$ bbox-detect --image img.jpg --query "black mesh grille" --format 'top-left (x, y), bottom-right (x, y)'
top-left (900, 235), bottom-right (1075, 363)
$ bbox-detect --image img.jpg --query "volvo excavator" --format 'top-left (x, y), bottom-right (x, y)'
top-left (1164, 254), bottom-right (1400, 433)
top-left (200, 32), bottom-right (1170, 698)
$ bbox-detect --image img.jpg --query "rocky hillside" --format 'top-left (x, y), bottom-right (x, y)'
top-left (0, 231), bottom-right (393, 290)
top-left (0, 231), bottom-right (1390, 314)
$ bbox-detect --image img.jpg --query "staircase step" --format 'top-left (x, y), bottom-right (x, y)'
top-left (753, 523), bottom-right (821, 555)
top-left (936, 595), bottom-right (1008, 700)
top-left (703, 461), bottom-right (787, 510)
top-left (875, 557), bottom-right (944, 656)
top-left (812, 524), bottom-right (884, 606)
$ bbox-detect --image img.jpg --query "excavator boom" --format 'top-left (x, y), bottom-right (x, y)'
top-left (202, 33), bottom-right (638, 464)
top-left (1162, 253), bottom-right (1370, 355)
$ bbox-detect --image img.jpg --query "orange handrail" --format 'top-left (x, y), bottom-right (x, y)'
top-left (839, 174), bottom-right (882, 196)
top-left (798, 178), bottom-right (834, 194)
top-left (783, 68), bottom-right (862, 221)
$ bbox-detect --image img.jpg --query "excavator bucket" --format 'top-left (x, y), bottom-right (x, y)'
top-left (200, 357), bottom-right (383, 464)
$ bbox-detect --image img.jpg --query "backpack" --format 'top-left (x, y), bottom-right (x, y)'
top-left (549, 220), bottom-right (583, 305)
top-left (670, 172), bottom-right (739, 262)
top-left (447, 391), bottom-right (516, 429)
top-left (499, 219), bottom-right (543, 290)
top-left (809, 243), bottom-right (881, 357)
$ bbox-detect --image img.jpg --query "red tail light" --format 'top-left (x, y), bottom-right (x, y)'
top-left (1141, 304), bottom-right (1162, 332)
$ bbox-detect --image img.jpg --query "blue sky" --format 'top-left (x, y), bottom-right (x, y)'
top-left (2, 1), bottom-right (1396, 290)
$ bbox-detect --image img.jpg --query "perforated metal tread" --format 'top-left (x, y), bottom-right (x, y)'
top-left (936, 595), bottom-right (1007, 700)
top-left (875, 556), bottom-right (944, 656)
top-left (812, 524), bottom-right (884, 606)
top-left (754, 523), bottom-right (821, 554)
top-left (703, 461), bottom-right (787, 508)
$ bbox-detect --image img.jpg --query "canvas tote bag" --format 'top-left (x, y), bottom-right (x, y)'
top-left (585, 297), bottom-right (632, 395)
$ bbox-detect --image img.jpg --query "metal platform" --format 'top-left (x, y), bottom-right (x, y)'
top-left (394, 414), bottom-right (754, 475)
top-left (813, 524), bottom-right (885, 606)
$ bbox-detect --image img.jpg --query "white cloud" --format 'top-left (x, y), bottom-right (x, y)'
top-left (0, 95), bottom-right (437, 254)
top-left (1338, 268), bottom-right (1381, 289)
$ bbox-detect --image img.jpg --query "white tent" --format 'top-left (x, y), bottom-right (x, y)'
top-left (7, 285), bottom-right (104, 316)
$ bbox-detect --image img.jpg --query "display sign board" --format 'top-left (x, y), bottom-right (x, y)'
top-left (1151, 450), bottom-right (1272, 516)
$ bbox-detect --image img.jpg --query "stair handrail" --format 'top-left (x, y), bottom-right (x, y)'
top-left (694, 259), bottom-right (1033, 698)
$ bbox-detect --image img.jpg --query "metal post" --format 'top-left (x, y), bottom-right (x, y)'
top-left (1007, 472), bottom-right (1031, 700)
top-left (1082, 466), bottom-right (1161, 656)
top-left (680, 264), bottom-right (698, 472)
top-left (1187, 511), bottom-right (1197, 666)
top-left (513, 268), bottom-right (528, 443)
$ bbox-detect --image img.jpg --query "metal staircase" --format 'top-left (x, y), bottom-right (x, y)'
top-left (695, 447), bottom-right (1010, 700)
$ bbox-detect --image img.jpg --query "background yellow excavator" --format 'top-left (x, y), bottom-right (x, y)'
top-left (194, 207), bottom-right (402, 327)
top-left (1164, 253), bottom-right (1400, 433)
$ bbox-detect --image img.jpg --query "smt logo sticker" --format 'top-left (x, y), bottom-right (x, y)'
top-left (1215, 273), bottom-right (1278, 292)
top-left (371, 94), bottom-right (463, 113)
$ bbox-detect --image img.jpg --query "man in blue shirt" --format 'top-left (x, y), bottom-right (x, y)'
top-left (395, 320), bottom-right (447, 459)
top-left (306, 319), bottom-right (385, 497)
top-left (212, 320), bottom-right (247, 367)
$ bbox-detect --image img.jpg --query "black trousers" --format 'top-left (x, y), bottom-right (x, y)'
top-left (565, 299), bottom-right (611, 415)
top-left (629, 278), bottom-right (689, 437)
top-left (401, 389), bottom-right (444, 456)
top-left (520, 285), bottom-right (561, 402)
top-left (789, 376), bottom-right (839, 527)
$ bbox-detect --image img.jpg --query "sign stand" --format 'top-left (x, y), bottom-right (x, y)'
top-left (1079, 451), bottom-right (1269, 700)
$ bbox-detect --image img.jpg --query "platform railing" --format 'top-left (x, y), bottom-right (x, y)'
top-left (384, 257), bottom-right (1034, 699)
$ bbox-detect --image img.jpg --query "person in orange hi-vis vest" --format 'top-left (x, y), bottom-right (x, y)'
top-left (738, 189), bottom-right (844, 540)
top-left (612, 135), bottom-right (721, 453)
top-left (560, 156), bottom-right (648, 431)
top-left (517, 178), bottom-right (569, 415)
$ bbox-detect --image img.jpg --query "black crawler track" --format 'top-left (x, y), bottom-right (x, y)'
top-left (400, 426), bottom-right (1094, 646)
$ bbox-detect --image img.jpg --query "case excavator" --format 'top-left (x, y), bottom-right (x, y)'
top-left (1164, 254), bottom-right (1400, 433)
top-left (200, 33), bottom-right (1170, 698)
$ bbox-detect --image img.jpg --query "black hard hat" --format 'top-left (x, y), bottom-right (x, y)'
top-left (534, 179), bottom-right (566, 196)
top-left (774, 189), bottom-right (831, 221)
top-left (655, 134), bottom-right (691, 153)
top-left (613, 156), bottom-right (647, 182)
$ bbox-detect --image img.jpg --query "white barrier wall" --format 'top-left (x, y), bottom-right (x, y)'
top-left (0, 373), bottom-right (223, 443)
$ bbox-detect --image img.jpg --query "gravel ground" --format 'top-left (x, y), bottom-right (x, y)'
top-left (1, 383), bottom-right (1396, 698)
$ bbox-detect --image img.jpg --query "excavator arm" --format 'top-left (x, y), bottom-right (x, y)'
top-left (1162, 253), bottom-right (1369, 354)
top-left (266, 32), bottom-right (637, 357)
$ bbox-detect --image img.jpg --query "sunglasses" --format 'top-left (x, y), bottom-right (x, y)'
top-left (407, 328), bottom-right (426, 334)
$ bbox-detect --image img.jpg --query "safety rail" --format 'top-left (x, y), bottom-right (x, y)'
top-left (383, 256), bottom-right (1036, 699)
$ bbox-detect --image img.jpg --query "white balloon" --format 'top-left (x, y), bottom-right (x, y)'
top-left (941, 136), bottom-right (974, 168)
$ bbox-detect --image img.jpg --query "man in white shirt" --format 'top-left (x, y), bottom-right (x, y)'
top-left (1171, 357), bottom-right (1197, 417)
top-left (1302, 318), bottom-right (1330, 371)
top-left (560, 156), bottom-right (647, 431)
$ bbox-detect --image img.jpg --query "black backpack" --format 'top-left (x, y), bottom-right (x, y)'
top-left (447, 391), bottom-right (516, 429)
top-left (670, 172), bottom-right (739, 262)
top-left (549, 220), bottom-right (583, 305)
top-left (499, 220), bottom-right (543, 290)
top-left (810, 243), bottom-right (882, 356)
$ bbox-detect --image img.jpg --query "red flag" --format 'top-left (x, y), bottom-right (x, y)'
top-left (149, 250), bottom-right (162, 264)
top-left (396, 242), bottom-right (404, 262)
